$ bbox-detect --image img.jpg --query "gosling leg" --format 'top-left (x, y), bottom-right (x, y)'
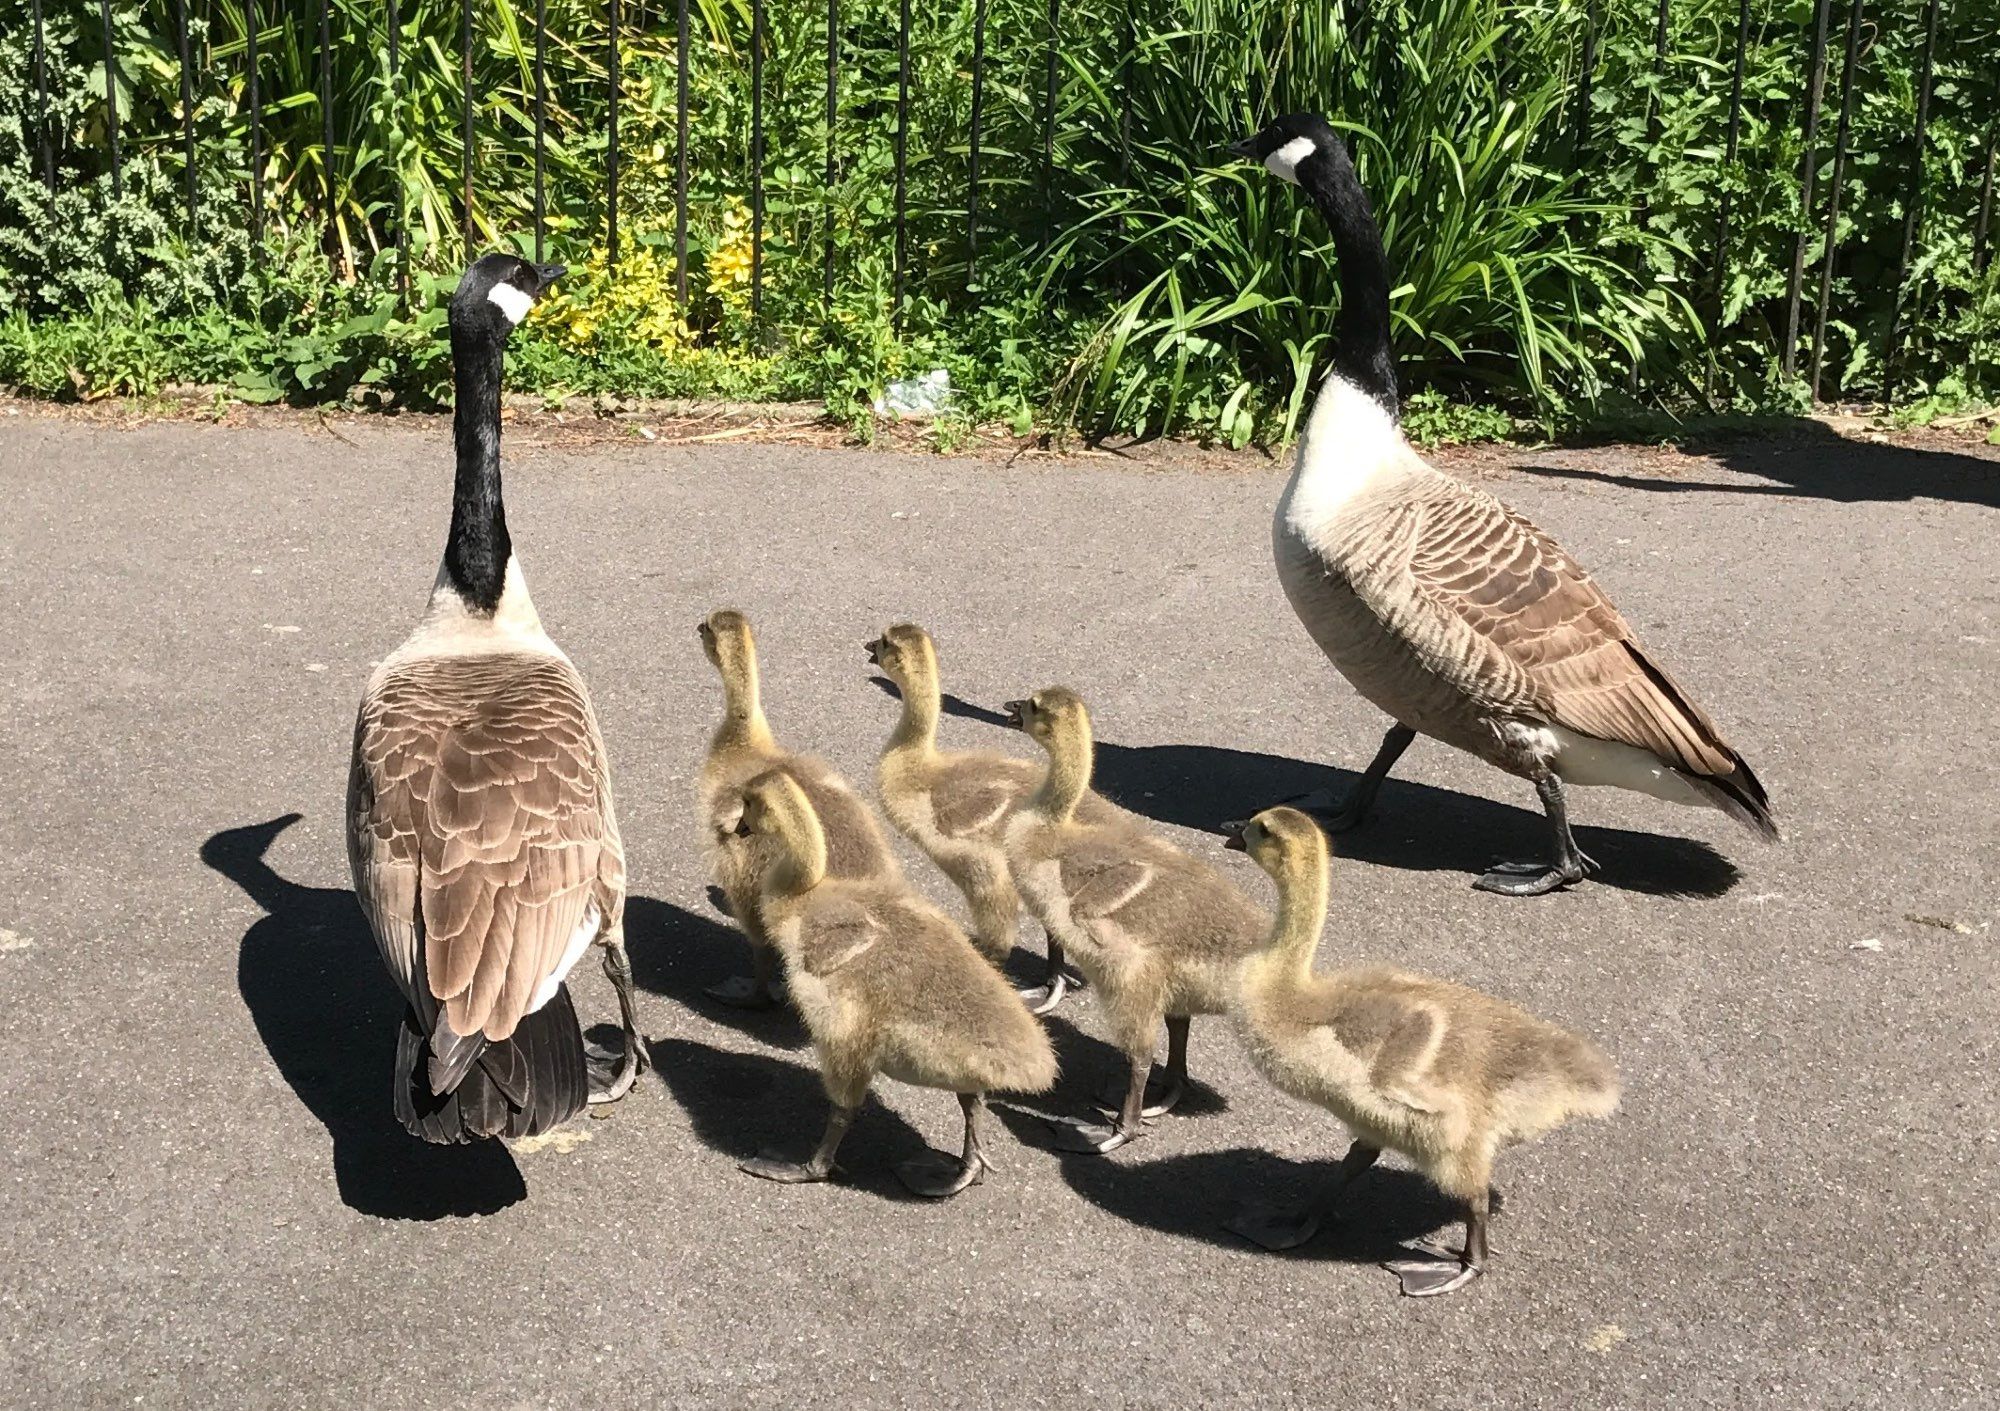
top-left (1019, 935), bottom-right (1088, 1016)
top-left (1225, 1141), bottom-right (1382, 1251)
top-left (705, 939), bottom-right (786, 1010)
top-left (1049, 1048), bottom-right (1148, 1155)
top-left (1475, 774), bottom-right (1598, 896)
top-left (1096, 1013), bottom-right (1189, 1118)
top-left (740, 1102), bottom-right (855, 1184)
top-left (1387, 1189), bottom-right (1491, 1297)
top-left (896, 1093), bottom-right (989, 1199)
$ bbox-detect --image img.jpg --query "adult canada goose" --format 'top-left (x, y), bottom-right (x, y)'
top-left (1229, 115), bottom-right (1777, 894)
top-left (731, 770), bottom-right (1058, 1197)
top-left (347, 253), bottom-right (648, 1144)
top-left (1224, 807), bottom-right (1620, 1296)
top-left (867, 622), bottom-right (1101, 1012)
top-left (699, 609), bottom-right (900, 1008)
top-left (1003, 687), bottom-right (1267, 1153)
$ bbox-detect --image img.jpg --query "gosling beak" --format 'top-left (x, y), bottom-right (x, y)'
top-left (1002, 699), bottom-right (1028, 730)
top-left (1221, 819), bottom-right (1248, 851)
top-left (730, 815), bottom-right (752, 838)
top-left (1225, 135), bottom-right (1258, 161)
top-left (865, 639), bottom-right (882, 666)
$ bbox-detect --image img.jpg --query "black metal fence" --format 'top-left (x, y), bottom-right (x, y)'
top-left (11, 0), bottom-right (1999, 402)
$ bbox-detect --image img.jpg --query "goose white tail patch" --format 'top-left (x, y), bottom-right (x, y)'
top-left (530, 897), bottom-right (601, 1012)
top-left (1265, 136), bottom-right (1317, 184)
top-left (486, 281), bottom-right (535, 327)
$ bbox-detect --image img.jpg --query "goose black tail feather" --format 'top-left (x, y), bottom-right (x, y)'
top-left (393, 985), bottom-right (589, 1144)
top-left (1686, 758), bottom-right (1780, 843)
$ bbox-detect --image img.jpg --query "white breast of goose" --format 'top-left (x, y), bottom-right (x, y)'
top-left (386, 558), bottom-right (560, 667)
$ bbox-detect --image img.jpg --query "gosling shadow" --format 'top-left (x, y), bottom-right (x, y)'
top-left (624, 894), bottom-right (808, 1050)
top-left (205, 814), bottom-right (527, 1220)
top-left (892, 682), bottom-right (1741, 899)
top-left (1055, 1146), bottom-right (1461, 1263)
top-left (647, 1036), bottom-right (938, 1201)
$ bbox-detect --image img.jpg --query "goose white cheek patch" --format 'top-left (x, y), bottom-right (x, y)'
top-left (486, 281), bottom-right (535, 326)
top-left (1264, 136), bottom-right (1317, 185)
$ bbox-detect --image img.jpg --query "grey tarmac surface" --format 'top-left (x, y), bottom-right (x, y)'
top-left (1, 408), bottom-right (1996, 1409)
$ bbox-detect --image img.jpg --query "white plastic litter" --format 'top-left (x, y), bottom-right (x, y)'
top-left (874, 369), bottom-right (955, 418)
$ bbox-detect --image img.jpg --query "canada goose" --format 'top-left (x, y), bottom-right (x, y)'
top-left (1223, 807), bottom-right (1620, 1296)
top-left (868, 622), bottom-right (1102, 1012)
top-left (1228, 115), bottom-right (1777, 895)
top-left (699, 609), bottom-right (900, 1008)
top-left (1002, 687), bottom-right (1267, 1154)
top-left (730, 769), bottom-right (1058, 1196)
top-left (346, 253), bottom-right (648, 1144)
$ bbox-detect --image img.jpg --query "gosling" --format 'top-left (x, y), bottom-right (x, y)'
top-left (1224, 806), bottom-right (1621, 1297)
top-left (731, 770), bottom-right (1058, 1197)
top-left (1002, 687), bottom-right (1267, 1154)
top-left (869, 622), bottom-right (1106, 1011)
top-left (698, 609), bottom-right (899, 1008)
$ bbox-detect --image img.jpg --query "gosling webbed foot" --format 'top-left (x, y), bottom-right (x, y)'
top-left (1385, 1250), bottom-right (1485, 1297)
top-left (704, 974), bottom-right (785, 1010)
top-left (739, 1151), bottom-right (837, 1184)
top-left (584, 1030), bottom-right (651, 1104)
top-left (1019, 961), bottom-right (1087, 1016)
top-left (1224, 1204), bottom-right (1326, 1252)
top-left (1093, 1069), bottom-right (1184, 1120)
top-left (895, 1152), bottom-right (986, 1199)
top-left (1045, 1116), bottom-right (1139, 1155)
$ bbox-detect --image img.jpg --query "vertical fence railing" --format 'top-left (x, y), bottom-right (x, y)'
top-left (1041, 0), bottom-right (1060, 221)
top-left (1571, 0), bottom-right (1600, 153)
top-left (99, 0), bottom-right (122, 200)
top-left (751, 0), bottom-right (766, 319)
top-left (1809, 0), bottom-right (1865, 401)
top-left (534, 0), bottom-right (548, 262)
top-left (1978, 123), bottom-right (1998, 276)
top-left (461, 0), bottom-right (475, 249)
top-left (1880, 0), bottom-right (1942, 401)
top-left (822, 0), bottom-right (838, 307)
top-left (966, 0), bottom-right (987, 291)
top-left (676, 0), bottom-right (691, 306)
top-left (893, 0), bottom-right (911, 331)
top-left (247, 0), bottom-right (262, 252)
top-left (388, 0), bottom-right (407, 298)
top-left (1782, 0), bottom-right (1834, 380)
top-left (30, 0), bottom-right (53, 195)
top-left (178, 0), bottom-right (198, 231)
top-left (606, 0), bottom-right (621, 267)
top-left (319, 0), bottom-right (334, 259)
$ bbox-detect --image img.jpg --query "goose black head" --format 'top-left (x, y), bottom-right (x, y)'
top-left (449, 252), bottom-right (567, 344)
top-left (1227, 112), bottom-right (1343, 186)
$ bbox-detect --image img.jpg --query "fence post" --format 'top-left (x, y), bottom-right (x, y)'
top-left (1571, 0), bottom-right (1600, 155)
top-left (534, 0), bottom-right (547, 262)
top-left (676, 0), bottom-right (690, 306)
top-left (823, 0), bottom-right (838, 307)
top-left (1808, 0), bottom-right (1865, 403)
top-left (319, 0), bottom-right (335, 262)
top-left (461, 0), bottom-right (475, 250)
top-left (1880, 0), bottom-right (1942, 402)
top-left (1782, 0), bottom-right (1834, 380)
top-left (1978, 122), bottom-right (1997, 275)
top-left (30, 0), bottom-right (52, 194)
top-left (99, 0), bottom-right (122, 200)
top-left (893, 0), bottom-right (910, 331)
top-left (248, 0), bottom-right (263, 252)
top-left (607, 0), bottom-right (621, 267)
top-left (179, 0), bottom-right (198, 231)
top-left (1041, 0), bottom-right (1061, 220)
top-left (388, 0), bottom-right (407, 299)
top-left (752, 0), bottom-right (766, 319)
top-left (1707, 0), bottom-right (1751, 387)
top-left (966, 0), bottom-right (987, 291)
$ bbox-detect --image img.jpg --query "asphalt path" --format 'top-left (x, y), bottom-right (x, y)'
top-left (2, 409), bottom-right (1995, 1407)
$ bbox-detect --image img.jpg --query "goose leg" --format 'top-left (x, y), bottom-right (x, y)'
top-left (897, 1093), bottom-right (989, 1199)
top-left (741, 1102), bottom-right (855, 1184)
top-left (1388, 1190), bottom-right (1490, 1297)
top-left (1225, 1142), bottom-right (1381, 1251)
top-left (1474, 774), bottom-right (1596, 896)
top-left (587, 934), bottom-right (652, 1104)
top-left (1096, 1014), bottom-right (1189, 1118)
top-left (1287, 724), bottom-right (1416, 832)
top-left (1019, 936), bottom-right (1088, 1015)
top-left (1049, 1050), bottom-right (1149, 1155)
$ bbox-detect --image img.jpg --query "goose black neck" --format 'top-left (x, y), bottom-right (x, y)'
top-left (444, 323), bottom-right (512, 613)
top-left (1300, 142), bottom-right (1399, 419)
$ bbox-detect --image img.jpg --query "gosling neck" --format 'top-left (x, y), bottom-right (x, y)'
top-left (1029, 723), bottom-right (1092, 825)
top-left (885, 668), bottom-right (941, 759)
top-left (711, 653), bottom-right (775, 754)
top-left (1263, 851), bottom-right (1331, 984)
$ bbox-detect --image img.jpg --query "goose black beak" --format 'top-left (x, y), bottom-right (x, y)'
top-left (1225, 136), bottom-right (1259, 161)
top-left (1001, 699), bottom-right (1028, 730)
top-left (1221, 819), bottom-right (1248, 851)
top-left (534, 262), bottom-right (568, 290)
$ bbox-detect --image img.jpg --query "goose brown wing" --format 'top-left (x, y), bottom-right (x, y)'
top-left (351, 653), bottom-right (616, 1044)
top-left (1393, 487), bottom-right (1741, 779)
